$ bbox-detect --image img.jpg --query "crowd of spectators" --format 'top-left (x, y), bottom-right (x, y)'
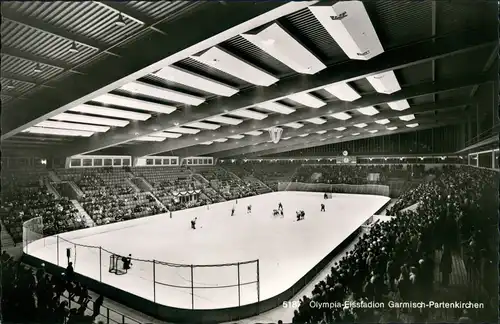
top-left (1, 250), bottom-right (100, 324)
top-left (194, 166), bottom-right (258, 200)
top-left (292, 166), bottom-right (497, 323)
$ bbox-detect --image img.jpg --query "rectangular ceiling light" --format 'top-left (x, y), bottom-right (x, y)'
top-left (229, 109), bottom-right (268, 120)
top-left (324, 83), bottom-right (361, 101)
top-left (387, 126), bottom-right (398, 130)
top-left (136, 136), bottom-right (166, 142)
top-left (366, 71), bottom-right (401, 94)
top-left (352, 132), bottom-right (360, 136)
top-left (214, 138), bottom-right (228, 143)
top-left (168, 127), bottom-right (200, 134)
top-left (284, 122), bottom-right (303, 129)
top-left (70, 104), bottom-right (151, 121)
top-left (245, 130), bottom-right (263, 136)
top-left (357, 106), bottom-right (379, 116)
top-left (154, 66), bottom-right (239, 97)
top-left (331, 112), bottom-right (352, 120)
top-left (36, 121), bottom-right (109, 133)
top-left (406, 123), bottom-right (419, 128)
top-left (228, 134), bottom-right (244, 139)
top-left (152, 132), bottom-right (182, 139)
top-left (52, 113), bottom-right (129, 127)
top-left (185, 121), bottom-right (221, 130)
top-left (287, 93), bottom-right (326, 108)
top-left (257, 102), bottom-right (296, 115)
top-left (336, 135), bottom-right (344, 138)
top-left (92, 93), bottom-right (177, 114)
top-left (316, 130), bottom-right (327, 134)
top-left (206, 115), bottom-right (243, 125)
top-left (399, 114), bottom-right (415, 121)
top-left (120, 81), bottom-right (205, 106)
top-left (334, 126), bottom-right (347, 131)
top-left (305, 117), bottom-right (327, 125)
top-left (26, 127), bottom-right (94, 137)
top-left (201, 141), bottom-right (213, 145)
top-left (282, 137), bottom-right (291, 140)
top-left (388, 99), bottom-right (410, 111)
top-left (369, 129), bottom-right (379, 133)
top-left (191, 46), bottom-right (278, 86)
top-left (242, 23), bottom-right (326, 74)
top-left (354, 123), bottom-right (368, 128)
top-left (309, 1), bottom-right (384, 61)
top-left (375, 118), bottom-right (390, 125)
top-left (299, 133), bottom-right (310, 137)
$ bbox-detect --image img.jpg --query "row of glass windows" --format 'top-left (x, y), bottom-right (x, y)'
top-left (70, 158), bottom-right (131, 167)
top-left (185, 158), bottom-right (212, 165)
top-left (145, 158), bottom-right (178, 165)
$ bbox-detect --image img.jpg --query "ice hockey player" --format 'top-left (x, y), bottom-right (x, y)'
top-left (321, 203), bottom-right (325, 212)
top-left (296, 210), bottom-right (305, 221)
top-left (231, 206), bottom-right (235, 216)
top-left (247, 204), bottom-right (252, 214)
top-left (324, 193), bottom-right (328, 199)
top-left (278, 202), bottom-right (283, 211)
top-left (191, 217), bottom-right (197, 229)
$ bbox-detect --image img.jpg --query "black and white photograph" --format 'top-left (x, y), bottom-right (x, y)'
top-left (1, 1), bottom-right (498, 324)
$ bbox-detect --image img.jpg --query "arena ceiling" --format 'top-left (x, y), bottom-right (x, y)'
top-left (1, 1), bottom-right (498, 159)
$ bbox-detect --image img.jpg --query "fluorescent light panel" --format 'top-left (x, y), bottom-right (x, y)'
top-left (299, 133), bottom-right (309, 137)
top-left (388, 99), bottom-right (410, 111)
top-left (241, 23), bottom-right (326, 74)
top-left (305, 117), bottom-right (327, 125)
top-left (287, 93), bottom-right (326, 108)
top-left (324, 83), bottom-right (361, 101)
top-left (282, 137), bottom-right (291, 140)
top-left (245, 131), bottom-right (263, 136)
top-left (191, 46), bottom-right (278, 86)
top-left (366, 71), bottom-right (401, 94)
top-left (336, 135), bottom-right (343, 138)
top-left (37, 121), bottom-right (109, 133)
top-left (185, 121), bottom-right (221, 130)
top-left (214, 138), bottom-right (228, 143)
top-left (26, 127), bottom-right (94, 137)
top-left (399, 114), bottom-right (415, 121)
top-left (206, 115), bottom-right (243, 125)
top-left (284, 122), bottom-right (303, 129)
top-left (357, 106), bottom-right (379, 116)
top-left (201, 141), bottom-right (213, 145)
top-left (331, 112), bottom-right (352, 120)
top-left (387, 126), bottom-right (398, 130)
top-left (257, 102), bottom-right (296, 115)
top-left (120, 81), bottom-right (205, 106)
top-left (69, 104), bottom-right (151, 121)
top-left (153, 66), bottom-right (238, 97)
top-left (309, 1), bottom-right (384, 60)
top-left (352, 133), bottom-right (360, 136)
top-left (229, 109), bottom-right (268, 120)
top-left (168, 127), bottom-right (200, 134)
top-left (152, 132), bottom-right (182, 139)
top-left (316, 130), bottom-right (327, 134)
top-left (369, 129), bottom-right (379, 133)
top-left (92, 93), bottom-right (176, 114)
top-left (136, 136), bottom-right (166, 142)
top-left (375, 119), bottom-right (390, 125)
top-left (406, 123), bottom-right (419, 128)
top-left (354, 123), bottom-right (368, 128)
top-left (228, 134), bottom-right (244, 139)
top-left (52, 113), bottom-right (129, 127)
top-left (334, 127), bottom-right (346, 131)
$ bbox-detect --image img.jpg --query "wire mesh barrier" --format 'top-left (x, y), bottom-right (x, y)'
top-left (278, 181), bottom-right (390, 196)
top-left (22, 220), bottom-right (260, 309)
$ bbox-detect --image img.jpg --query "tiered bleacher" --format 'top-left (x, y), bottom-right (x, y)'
top-left (55, 168), bottom-right (163, 225)
top-left (291, 166), bottom-right (497, 324)
top-left (193, 166), bottom-right (258, 199)
top-left (222, 164), bottom-right (272, 194)
top-left (237, 161), bottom-right (300, 191)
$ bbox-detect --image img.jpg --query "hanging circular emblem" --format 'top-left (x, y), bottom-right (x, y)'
top-left (342, 150), bottom-right (349, 156)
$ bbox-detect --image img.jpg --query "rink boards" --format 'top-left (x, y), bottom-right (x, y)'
top-left (23, 191), bottom-right (390, 323)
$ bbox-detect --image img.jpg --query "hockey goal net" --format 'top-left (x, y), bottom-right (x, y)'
top-left (109, 254), bottom-right (127, 275)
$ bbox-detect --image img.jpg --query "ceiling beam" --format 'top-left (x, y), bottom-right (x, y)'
top-left (170, 100), bottom-right (469, 157)
top-left (45, 29), bottom-right (497, 156)
top-left (1, 71), bottom-right (57, 89)
top-left (122, 72), bottom-right (489, 157)
top-left (217, 117), bottom-right (469, 158)
top-left (1, 2), bottom-right (311, 139)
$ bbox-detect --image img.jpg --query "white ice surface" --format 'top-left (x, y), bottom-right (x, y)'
top-left (26, 192), bottom-right (389, 309)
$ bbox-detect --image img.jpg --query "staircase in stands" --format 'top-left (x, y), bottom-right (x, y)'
top-left (48, 170), bottom-right (62, 183)
top-left (0, 211), bottom-right (16, 248)
top-left (71, 200), bottom-right (95, 227)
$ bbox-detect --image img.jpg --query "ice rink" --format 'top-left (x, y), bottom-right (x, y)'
top-left (25, 191), bottom-right (389, 309)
